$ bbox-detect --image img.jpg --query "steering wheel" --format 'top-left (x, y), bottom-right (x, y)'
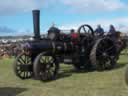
top-left (77, 24), bottom-right (94, 36)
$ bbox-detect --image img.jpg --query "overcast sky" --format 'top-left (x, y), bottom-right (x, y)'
top-left (0, 0), bottom-right (128, 36)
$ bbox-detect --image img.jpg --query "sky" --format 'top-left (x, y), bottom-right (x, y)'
top-left (0, 0), bottom-right (128, 36)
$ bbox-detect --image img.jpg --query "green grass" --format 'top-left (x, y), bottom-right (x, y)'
top-left (0, 55), bottom-right (128, 96)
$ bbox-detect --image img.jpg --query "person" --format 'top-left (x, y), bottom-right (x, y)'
top-left (108, 25), bottom-right (117, 41)
top-left (70, 29), bottom-right (79, 46)
top-left (109, 25), bottom-right (116, 35)
top-left (95, 25), bottom-right (104, 36)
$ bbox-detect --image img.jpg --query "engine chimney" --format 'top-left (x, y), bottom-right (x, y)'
top-left (32, 10), bottom-right (41, 40)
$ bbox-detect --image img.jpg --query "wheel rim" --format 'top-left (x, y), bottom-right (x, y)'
top-left (39, 56), bottom-right (56, 80)
top-left (90, 38), bottom-right (117, 70)
top-left (34, 53), bottom-right (58, 81)
top-left (14, 53), bottom-right (33, 79)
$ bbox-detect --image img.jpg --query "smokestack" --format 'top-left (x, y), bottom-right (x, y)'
top-left (32, 10), bottom-right (41, 40)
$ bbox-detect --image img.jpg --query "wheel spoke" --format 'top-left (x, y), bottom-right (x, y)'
top-left (97, 49), bottom-right (103, 54)
top-left (17, 59), bottom-right (24, 65)
top-left (23, 72), bottom-right (26, 78)
top-left (26, 72), bottom-right (28, 78)
top-left (98, 43), bottom-right (105, 52)
top-left (25, 55), bottom-right (27, 64)
top-left (44, 57), bottom-right (47, 63)
top-left (96, 54), bottom-right (103, 59)
top-left (20, 56), bottom-right (26, 64)
top-left (101, 40), bottom-right (107, 51)
top-left (83, 26), bottom-right (86, 33)
top-left (26, 56), bottom-right (30, 64)
top-left (18, 70), bottom-right (22, 75)
top-left (88, 29), bottom-right (90, 34)
top-left (40, 56), bottom-right (47, 63)
top-left (105, 46), bottom-right (114, 52)
top-left (45, 56), bottom-right (48, 63)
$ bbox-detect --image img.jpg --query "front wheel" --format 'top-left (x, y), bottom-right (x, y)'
top-left (33, 52), bottom-right (59, 81)
top-left (13, 53), bottom-right (33, 79)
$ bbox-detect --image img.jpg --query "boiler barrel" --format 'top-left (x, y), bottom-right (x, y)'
top-left (23, 40), bottom-right (74, 55)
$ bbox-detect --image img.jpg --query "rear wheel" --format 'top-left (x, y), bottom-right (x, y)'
top-left (33, 52), bottom-right (59, 81)
top-left (90, 38), bottom-right (117, 71)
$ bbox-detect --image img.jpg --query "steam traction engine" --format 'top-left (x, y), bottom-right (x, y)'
top-left (13, 10), bottom-right (117, 81)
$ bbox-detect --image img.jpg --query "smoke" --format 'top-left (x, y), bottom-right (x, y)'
top-left (0, 26), bottom-right (16, 33)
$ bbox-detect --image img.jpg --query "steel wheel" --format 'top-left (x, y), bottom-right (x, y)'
top-left (90, 38), bottom-right (117, 70)
top-left (33, 52), bottom-right (59, 81)
top-left (13, 53), bottom-right (33, 79)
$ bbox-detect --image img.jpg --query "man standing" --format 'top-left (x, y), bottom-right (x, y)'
top-left (70, 29), bottom-right (79, 46)
top-left (108, 25), bottom-right (116, 41)
top-left (109, 25), bottom-right (116, 34)
top-left (95, 25), bottom-right (104, 36)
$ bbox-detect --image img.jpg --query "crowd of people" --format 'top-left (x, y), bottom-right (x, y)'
top-left (0, 43), bottom-right (22, 59)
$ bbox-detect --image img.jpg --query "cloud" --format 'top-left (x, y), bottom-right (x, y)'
top-left (59, 17), bottom-right (128, 33)
top-left (88, 17), bottom-right (128, 32)
top-left (0, 26), bottom-right (33, 36)
top-left (1, 17), bottom-right (128, 36)
top-left (0, 26), bottom-right (16, 33)
top-left (0, 0), bottom-right (43, 15)
top-left (16, 29), bottom-right (33, 36)
top-left (0, 0), bottom-right (127, 15)
top-left (60, 0), bottom-right (127, 13)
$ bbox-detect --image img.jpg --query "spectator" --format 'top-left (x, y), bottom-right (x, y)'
top-left (109, 25), bottom-right (116, 35)
top-left (108, 25), bottom-right (117, 41)
top-left (95, 25), bottom-right (104, 36)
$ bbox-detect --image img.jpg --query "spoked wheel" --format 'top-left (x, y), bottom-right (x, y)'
top-left (33, 52), bottom-right (59, 81)
top-left (77, 24), bottom-right (94, 37)
top-left (90, 38), bottom-right (117, 71)
top-left (125, 65), bottom-right (128, 85)
top-left (13, 53), bottom-right (33, 79)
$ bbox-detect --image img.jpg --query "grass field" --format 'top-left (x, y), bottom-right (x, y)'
top-left (0, 54), bottom-right (128, 96)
